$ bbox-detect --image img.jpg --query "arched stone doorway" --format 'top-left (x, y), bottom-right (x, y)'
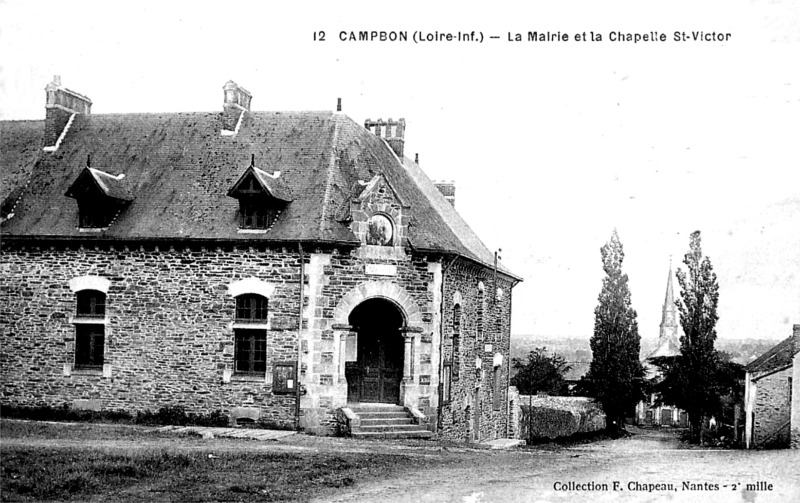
top-left (345, 298), bottom-right (405, 404)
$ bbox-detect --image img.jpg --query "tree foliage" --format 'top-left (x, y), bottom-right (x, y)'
top-left (654, 230), bottom-right (725, 442)
top-left (584, 230), bottom-right (645, 434)
top-left (511, 347), bottom-right (571, 396)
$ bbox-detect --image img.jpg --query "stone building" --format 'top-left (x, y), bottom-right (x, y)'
top-left (744, 324), bottom-right (800, 449)
top-left (635, 265), bottom-right (689, 427)
top-left (0, 77), bottom-right (520, 440)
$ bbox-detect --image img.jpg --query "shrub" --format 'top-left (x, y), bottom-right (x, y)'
top-left (1, 403), bottom-right (227, 428)
top-left (0, 404), bottom-right (133, 423)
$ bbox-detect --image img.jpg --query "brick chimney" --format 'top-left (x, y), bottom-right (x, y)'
top-left (364, 118), bottom-right (405, 158)
top-left (434, 181), bottom-right (456, 207)
top-left (222, 80), bottom-right (252, 132)
top-left (44, 76), bottom-right (91, 149)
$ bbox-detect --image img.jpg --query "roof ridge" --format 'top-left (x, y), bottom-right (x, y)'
top-left (746, 335), bottom-right (793, 372)
top-left (399, 155), bottom-right (516, 276)
top-left (318, 113), bottom-right (342, 235)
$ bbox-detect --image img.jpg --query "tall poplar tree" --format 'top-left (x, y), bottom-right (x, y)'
top-left (585, 230), bottom-right (645, 435)
top-left (670, 230), bottom-right (720, 441)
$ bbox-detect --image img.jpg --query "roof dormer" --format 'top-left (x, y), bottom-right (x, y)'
top-left (64, 157), bottom-right (132, 230)
top-left (227, 155), bottom-right (292, 232)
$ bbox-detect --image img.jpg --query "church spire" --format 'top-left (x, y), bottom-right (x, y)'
top-left (659, 262), bottom-right (678, 342)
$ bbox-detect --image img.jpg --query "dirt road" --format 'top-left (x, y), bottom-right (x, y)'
top-left (3, 421), bottom-right (797, 502)
top-left (312, 428), bottom-right (800, 503)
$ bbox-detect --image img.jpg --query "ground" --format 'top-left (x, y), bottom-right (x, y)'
top-left (1, 420), bottom-right (798, 502)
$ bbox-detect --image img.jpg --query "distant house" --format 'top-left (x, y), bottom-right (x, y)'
top-left (744, 324), bottom-right (800, 449)
top-left (0, 77), bottom-right (521, 440)
top-left (635, 265), bottom-right (689, 427)
top-left (563, 361), bottom-right (590, 392)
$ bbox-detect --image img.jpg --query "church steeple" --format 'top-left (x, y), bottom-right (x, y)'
top-left (659, 261), bottom-right (679, 342)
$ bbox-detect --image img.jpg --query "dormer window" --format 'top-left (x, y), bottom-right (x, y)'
top-left (78, 199), bottom-right (116, 228)
top-left (239, 199), bottom-right (275, 229)
top-left (227, 156), bottom-right (293, 232)
top-left (65, 158), bottom-right (132, 230)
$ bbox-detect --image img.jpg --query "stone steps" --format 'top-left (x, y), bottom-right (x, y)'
top-left (347, 404), bottom-right (433, 440)
top-left (351, 429), bottom-right (434, 439)
top-left (360, 417), bottom-right (414, 426)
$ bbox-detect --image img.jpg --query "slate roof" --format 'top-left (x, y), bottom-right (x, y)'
top-left (646, 336), bottom-right (681, 360)
top-left (0, 120), bottom-right (43, 218)
top-left (745, 336), bottom-right (795, 376)
top-left (0, 110), bottom-right (517, 277)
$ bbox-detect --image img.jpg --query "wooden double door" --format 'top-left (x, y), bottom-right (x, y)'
top-left (346, 299), bottom-right (404, 404)
top-left (347, 327), bottom-right (403, 403)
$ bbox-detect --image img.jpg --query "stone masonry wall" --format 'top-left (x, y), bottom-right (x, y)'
top-left (0, 243), bottom-right (302, 428)
top-left (438, 260), bottom-right (514, 442)
top-left (752, 366), bottom-right (792, 448)
top-left (298, 246), bottom-right (439, 434)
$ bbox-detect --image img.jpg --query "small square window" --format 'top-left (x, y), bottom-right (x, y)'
top-left (239, 199), bottom-right (276, 230)
top-left (236, 294), bottom-right (268, 322)
top-left (76, 290), bottom-right (106, 317)
top-left (77, 199), bottom-right (115, 229)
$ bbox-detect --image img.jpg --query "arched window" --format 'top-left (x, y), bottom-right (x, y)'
top-left (477, 287), bottom-right (485, 342)
top-left (452, 304), bottom-right (461, 382)
top-left (494, 306), bottom-right (503, 342)
top-left (234, 294), bottom-right (268, 375)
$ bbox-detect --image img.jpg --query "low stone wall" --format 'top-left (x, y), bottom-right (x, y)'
top-left (516, 396), bottom-right (605, 440)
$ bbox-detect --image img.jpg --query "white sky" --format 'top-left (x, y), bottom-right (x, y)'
top-left (1, 0), bottom-right (798, 341)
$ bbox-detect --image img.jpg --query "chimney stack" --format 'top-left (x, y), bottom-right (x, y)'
top-left (434, 181), bottom-right (456, 207)
top-left (44, 76), bottom-right (92, 149)
top-left (336, 98), bottom-right (342, 112)
top-left (222, 80), bottom-right (252, 132)
top-left (364, 118), bottom-right (405, 158)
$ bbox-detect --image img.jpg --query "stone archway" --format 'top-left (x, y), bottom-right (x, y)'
top-left (333, 281), bottom-right (422, 326)
top-left (333, 281), bottom-right (424, 406)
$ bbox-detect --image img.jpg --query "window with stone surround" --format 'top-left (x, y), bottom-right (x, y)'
top-left (234, 329), bottom-right (267, 375)
top-left (75, 324), bottom-right (104, 369)
top-left (233, 294), bottom-right (269, 375)
top-left (73, 290), bottom-right (106, 369)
